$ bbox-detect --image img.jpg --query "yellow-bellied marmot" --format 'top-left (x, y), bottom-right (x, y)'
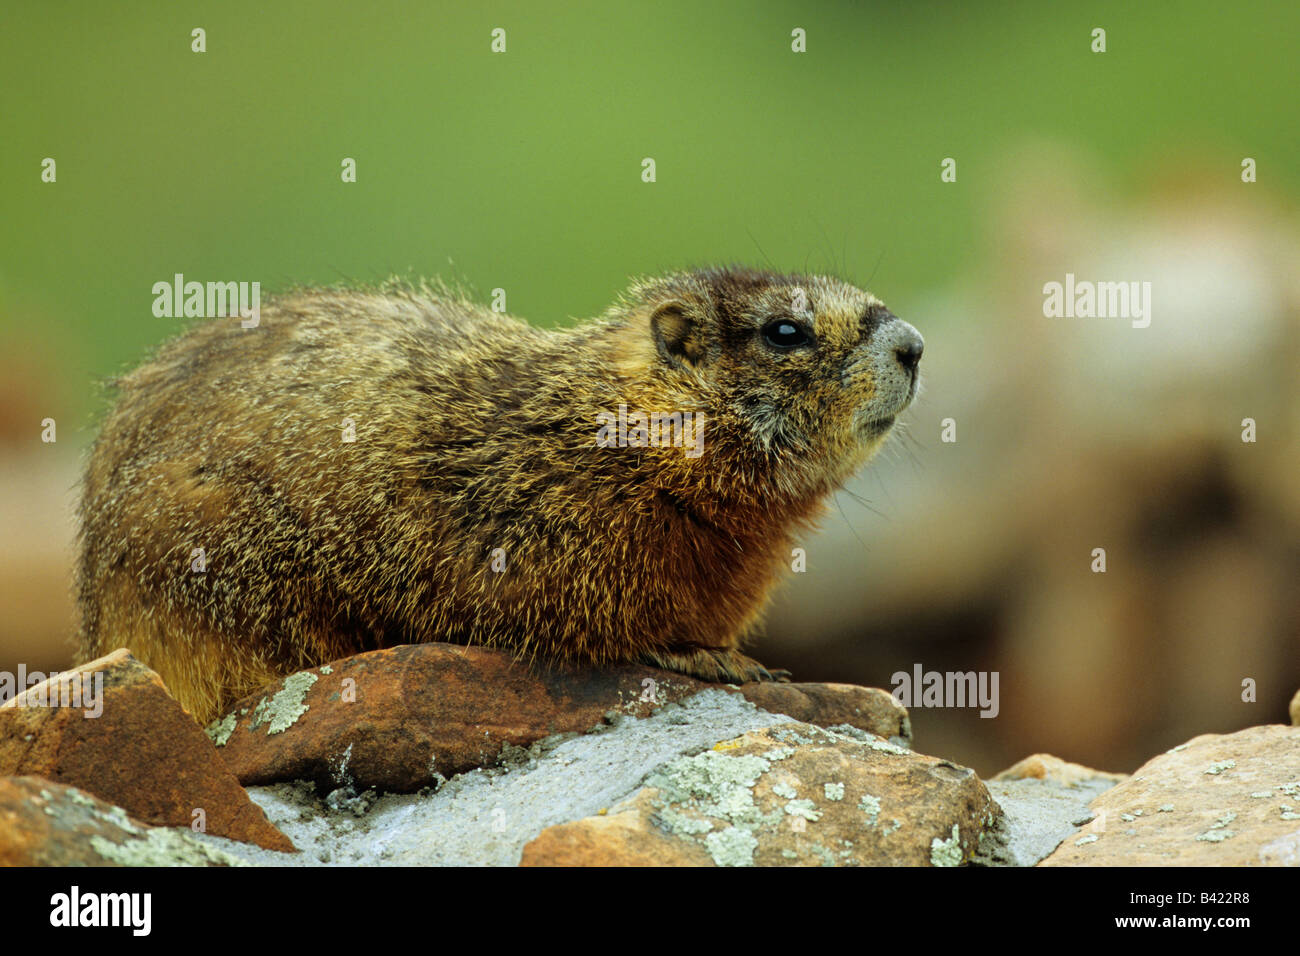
top-left (77, 267), bottom-right (923, 722)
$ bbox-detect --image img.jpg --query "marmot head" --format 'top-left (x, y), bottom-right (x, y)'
top-left (613, 266), bottom-right (923, 495)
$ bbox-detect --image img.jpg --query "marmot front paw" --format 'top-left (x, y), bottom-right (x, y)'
top-left (639, 646), bottom-right (792, 685)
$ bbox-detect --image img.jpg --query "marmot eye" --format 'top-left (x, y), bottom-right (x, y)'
top-left (762, 320), bottom-right (811, 349)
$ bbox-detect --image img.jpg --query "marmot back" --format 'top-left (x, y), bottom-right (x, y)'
top-left (77, 268), bottom-right (924, 723)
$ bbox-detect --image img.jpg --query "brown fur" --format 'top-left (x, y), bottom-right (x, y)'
top-left (76, 267), bottom-right (922, 723)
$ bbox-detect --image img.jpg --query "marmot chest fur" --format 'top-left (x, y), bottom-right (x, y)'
top-left (77, 266), bottom-right (924, 722)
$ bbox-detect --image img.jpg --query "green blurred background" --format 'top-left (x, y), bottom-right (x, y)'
top-left (2, 1), bottom-right (1297, 776)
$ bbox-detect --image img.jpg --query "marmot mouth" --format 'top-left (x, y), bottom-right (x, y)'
top-left (860, 415), bottom-right (896, 438)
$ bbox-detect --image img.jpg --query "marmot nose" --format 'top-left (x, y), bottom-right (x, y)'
top-left (893, 325), bottom-right (924, 373)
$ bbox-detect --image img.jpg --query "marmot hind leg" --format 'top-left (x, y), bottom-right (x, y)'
top-left (78, 573), bottom-right (284, 724)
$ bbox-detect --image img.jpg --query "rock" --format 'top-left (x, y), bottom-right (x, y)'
top-left (0, 649), bottom-right (294, 852)
top-left (518, 790), bottom-right (715, 866)
top-left (0, 776), bottom-right (248, 866)
top-left (994, 753), bottom-right (1126, 786)
top-left (1260, 830), bottom-right (1300, 866)
top-left (1290, 688), bottom-right (1299, 726)
top-left (978, 779), bottom-right (1107, 867)
top-left (211, 643), bottom-right (911, 793)
top-left (979, 753), bottom-right (1126, 866)
top-left (735, 681), bottom-right (911, 745)
top-left (520, 722), bottom-right (997, 866)
top-left (221, 690), bottom-right (798, 866)
top-left (1040, 724), bottom-right (1300, 865)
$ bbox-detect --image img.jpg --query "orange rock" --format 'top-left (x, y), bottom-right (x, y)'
top-left (735, 681), bottom-right (910, 743)
top-left (212, 643), bottom-right (911, 793)
top-left (521, 791), bottom-right (715, 866)
top-left (994, 753), bottom-right (1126, 786)
top-left (0, 650), bottom-right (293, 853)
top-left (1040, 725), bottom-right (1300, 866)
top-left (0, 775), bottom-right (247, 866)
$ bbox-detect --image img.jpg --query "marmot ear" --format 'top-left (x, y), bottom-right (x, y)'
top-left (650, 301), bottom-right (706, 368)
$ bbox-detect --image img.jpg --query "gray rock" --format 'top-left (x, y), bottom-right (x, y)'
top-left (975, 776), bottom-right (1119, 866)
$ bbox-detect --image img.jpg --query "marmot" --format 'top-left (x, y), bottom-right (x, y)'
top-left (77, 267), bottom-right (923, 723)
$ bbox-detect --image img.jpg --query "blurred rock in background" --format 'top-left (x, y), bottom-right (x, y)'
top-left (761, 148), bottom-right (1300, 777)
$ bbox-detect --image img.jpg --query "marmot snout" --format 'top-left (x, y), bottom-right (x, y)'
top-left (76, 266), bottom-right (923, 722)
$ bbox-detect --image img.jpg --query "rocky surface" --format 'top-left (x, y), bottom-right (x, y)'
top-left (1, 641), bottom-right (1295, 867)
top-left (190, 690), bottom-right (995, 867)
top-left (202, 689), bottom-right (809, 866)
top-left (209, 643), bottom-right (910, 793)
top-left (521, 723), bottom-right (995, 866)
top-left (969, 751), bottom-right (1133, 865)
top-left (0, 775), bottom-right (247, 866)
top-left (1041, 725), bottom-right (1300, 866)
top-left (0, 650), bottom-right (292, 852)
